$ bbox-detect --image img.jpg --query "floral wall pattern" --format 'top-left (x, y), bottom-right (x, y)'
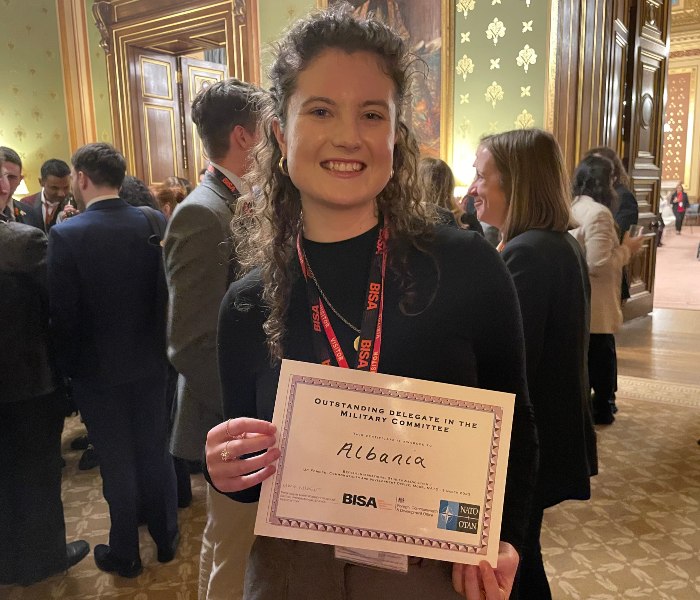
top-left (451, 0), bottom-right (549, 184)
top-left (0, 0), bottom-right (71, 194)
top-left (662, 70), bottom-right (693, 184)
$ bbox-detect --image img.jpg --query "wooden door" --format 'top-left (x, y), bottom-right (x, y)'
top-left (622, 0), bottom-right (672, 320)
top-left (180, 57), bottom-right (227, 183)
top-left (128, 46), bottom-right (185, 186)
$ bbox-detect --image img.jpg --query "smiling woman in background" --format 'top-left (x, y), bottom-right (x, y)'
top-left (468, 129), bottom-right (598, 600)
top-left (204, 6), bottom-right (538, 600)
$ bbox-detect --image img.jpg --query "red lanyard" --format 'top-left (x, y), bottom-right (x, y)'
top-left (207, 164), bottom-right (239, 197)
top-left (296, 226), bottom-right (388, 372)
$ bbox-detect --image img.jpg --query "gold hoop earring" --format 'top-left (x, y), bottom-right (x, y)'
top-left (390, 168), bottom-right (395, 179)
top-left (278, 156), bottom-right (289, 176)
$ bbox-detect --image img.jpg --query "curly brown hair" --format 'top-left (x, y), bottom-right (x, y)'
top-left (232, 3), bottom-right (436, 361)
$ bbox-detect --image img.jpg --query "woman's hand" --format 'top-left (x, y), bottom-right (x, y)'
top-left (205, 417), bottom-right (280, 493)
top-left (621, 230), bottom-right (644, 256)
top-left (452, 542), bottom-right (519, 599)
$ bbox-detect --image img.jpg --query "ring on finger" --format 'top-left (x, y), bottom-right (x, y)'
top-left (220, 440), bottom-right (237, 462)
top-left (225, 418), bottom-right (234, 439)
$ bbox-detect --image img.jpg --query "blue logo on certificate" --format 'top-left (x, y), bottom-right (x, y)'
top-left (437, 500), bottom-right (480, 534)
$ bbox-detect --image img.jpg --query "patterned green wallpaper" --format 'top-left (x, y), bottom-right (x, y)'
top-left (0, 0), bottom-right (70, 194)
top-left (258, 0), bottom-right (317, 86)
top-left (85, 0), bottom-right (113, 145)
top-left (451, 0), bottom-right (549, 185)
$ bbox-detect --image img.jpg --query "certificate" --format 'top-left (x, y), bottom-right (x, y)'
top-left (255, 360), bottom-right (514, 566)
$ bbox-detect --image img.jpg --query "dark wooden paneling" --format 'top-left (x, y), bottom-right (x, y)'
top-left (623, 0), bottom-right (671, 320)
top-left (128, 46), bottom-right (183, 186)
top-left (553, 0), bottom-right (671, 321)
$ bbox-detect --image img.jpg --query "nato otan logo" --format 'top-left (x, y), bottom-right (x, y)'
top-left (437, 500), bottom-right (480, 534)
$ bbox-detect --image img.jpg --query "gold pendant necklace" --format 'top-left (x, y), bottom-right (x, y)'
top-left (302, 247), bottom-right (362, 347)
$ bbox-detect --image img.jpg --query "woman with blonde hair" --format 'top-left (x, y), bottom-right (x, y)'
top-left (204, 5), bottom-right (537, 600)
top-left (468, 128), bottom-right (598, 600)
top-left (418, 156), bottom-right (459, 225)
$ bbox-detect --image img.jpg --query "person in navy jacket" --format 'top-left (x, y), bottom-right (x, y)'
top-left (48, 143), bottom-right (178, 578)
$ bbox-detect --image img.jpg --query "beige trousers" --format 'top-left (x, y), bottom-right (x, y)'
top-left (199, 486), bottom-right (257, 600)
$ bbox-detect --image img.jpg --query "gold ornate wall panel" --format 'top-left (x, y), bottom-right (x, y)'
top-left (662, 69), bottom-right (695, 184)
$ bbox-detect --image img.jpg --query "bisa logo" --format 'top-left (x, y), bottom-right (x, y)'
top-left (342, 493), bottom-right (377, 508)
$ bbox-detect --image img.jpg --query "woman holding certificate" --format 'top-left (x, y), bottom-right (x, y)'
top-left (468, 129), bottom-right (598, 600)
top-left (206, 6), bottom-right (538, 600)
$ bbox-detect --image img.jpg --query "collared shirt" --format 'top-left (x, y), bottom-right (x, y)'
top-left (209, 162), bottom-right (248, 196)
top-left (85, 194), bottom-right (120, 210)
top-left (41, 190), bottom-right (61, 225)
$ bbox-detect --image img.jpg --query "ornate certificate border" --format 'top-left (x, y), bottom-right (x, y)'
top-left (264, 374), bottom-right (505, 557)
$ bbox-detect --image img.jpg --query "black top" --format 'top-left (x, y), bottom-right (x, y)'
top-left (215, 224), bottom-right (538, 552)
top-left (502, 229), bottom-right (597, 508)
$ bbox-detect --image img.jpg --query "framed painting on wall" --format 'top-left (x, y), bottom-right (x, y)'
top-left (318, 0), bottom-right (453, 161)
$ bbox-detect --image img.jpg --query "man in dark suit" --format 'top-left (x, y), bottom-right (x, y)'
top-left (163, 78), bottom-right (260, 599)
top-left (0, 146), bottom-right (32, 223)
top-left (48, 143), bottom-right (178, 578)
top-left (21, 158), bottom-right (77, 232)
top-left (0, 151), bottom-right (89, 584)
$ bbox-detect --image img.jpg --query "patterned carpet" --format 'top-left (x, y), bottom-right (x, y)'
top-left (1, 379), bottom-right (699, 600)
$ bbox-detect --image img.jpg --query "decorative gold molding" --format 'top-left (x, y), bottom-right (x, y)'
top-left (57, 0), bottom-right (98, 150)
top-left (545, 0), bottom-right (560, 133)
top-left (106, 2), bottom-right (243, 174)
top-left (441, 0), bottom-right (454, 164)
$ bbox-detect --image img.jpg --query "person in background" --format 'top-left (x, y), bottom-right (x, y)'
top-left (0, 149), bottom-right (90, 586)
top-left (0, 146), bottom-right (32, 223)
top-left (583, 147), bottom-right (639, 413)
top-left (457, 195), bottom-right (485, 236)
top-left (163, 78), bottom-right (261, 600)
top-left (584, 147), bottom-right (639, 298)
top-left (156, 178), bottom-right (190, 220)
top-left (417, 157), bottom-right (459, 226)
top-left (120, 175), bottom-right (159, 209)
top-left (669, 182), bottom-right (690, 234)
top-left (469, 129), bottom-right (598, 600)
top-left (48, 143), bottom-right (178, 578)
top-left (205, 7), bottom-right (537, 600)
top-left (164, 175), bottom-right (194, 196)
top-left (21, 159), bottom-right (76, 232)
top-left (570, 156), bottom-right (644, 425)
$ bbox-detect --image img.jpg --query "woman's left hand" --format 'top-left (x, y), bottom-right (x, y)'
top-left (452, 541), bottom-right (519, 599)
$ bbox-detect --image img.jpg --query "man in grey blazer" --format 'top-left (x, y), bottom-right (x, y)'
top-left (163, 78), bottom-right (260, 600)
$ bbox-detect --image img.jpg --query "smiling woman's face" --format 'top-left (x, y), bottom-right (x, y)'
top-left (467, 146), bottom-right (508, 230)
top-left (273, 48), bottom-right (397, 215)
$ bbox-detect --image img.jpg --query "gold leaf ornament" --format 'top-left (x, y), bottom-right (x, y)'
top-left (486, 18), bottom-right (507, 46)
top-left (456, 55), bottom-right (475, 81)
top-left (516, 45), bottom-right (538, 72)
top-left (515, 109), bottom-right (535, 129)
top-left (457, 0), bottom-right (476, 19)
top-left (485, 81), bottom-right (504, 109)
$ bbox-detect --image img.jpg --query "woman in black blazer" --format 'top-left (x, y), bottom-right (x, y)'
top-left (468, 129), bottom-right (598, 600)
top-left (669, 183), bottom-right (690, 234)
